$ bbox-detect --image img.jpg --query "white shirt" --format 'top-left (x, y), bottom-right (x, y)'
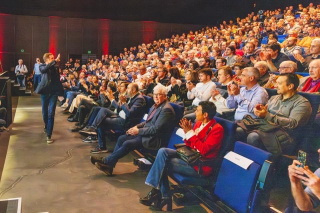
top-left (187, 81), bottom-right (216, 106)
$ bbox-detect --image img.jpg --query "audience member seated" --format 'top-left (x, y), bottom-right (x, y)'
top-left (155, 67), bottom-right (170, 86)
top-left (81, 83), bottom-right (146, 153)
top-left (262, 43), bottom-right (290, 72)
top-left (254, 61), bottom-right (270, 86)
top-left (226, 67), bottom-right (268, 121)
top-left (287, 148), bottom-right (320, 212)
top-left (90, 84), bottom-right (175, 176)
top-left (184, 68), bottom-right (216, 120)
top-left (241, 42), bottom-right (258, 66)
top-left (139, 101), bottom-right (224, 211)
top-left (298, 25), bottom-right (318, 48)
top-left (70, 81), bottom-right (118, 131)
top-left (237, 73), bottom-right (312, 157)
top-left (264, 60), bottom-right (300, 89)
top-left (225, 45), bottom-right (237, 66)
top-left (299, 59), bottom-right (320, 93)
top-left (232, 62), bottom-right (247, 83)
top-left (166, 67), bottom-right (187, 103)
top-left (295, 38), bottom-right (320, 72)
top-left (281, 37), bottom-right (303, 57)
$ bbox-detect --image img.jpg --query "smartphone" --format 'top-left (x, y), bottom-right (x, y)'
top-left (297, 150), bottom-right (307, 168)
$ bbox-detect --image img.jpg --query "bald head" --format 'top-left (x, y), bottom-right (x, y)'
top-left (279, 61), bottom-right (297, 74)
top-left (309, 59), bottom-right (320, 81)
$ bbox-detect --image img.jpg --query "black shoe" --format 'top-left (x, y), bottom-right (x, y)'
top-left (79, 127), bottom-right (97, 135)
top-left (43, 127), bottom-right (47, 134)
top-left (155, 197), bottom-right (172, 211)
top-left (90, 156), bottom-right (104, 165)
top-left (90, 146), bottom-right (108, 154)
top-left (139, 188), bottom-right (161, 206)
top-left (95, 162), bottom-right (113, 176)
top-left (71, 125), bottom-right (84, 132)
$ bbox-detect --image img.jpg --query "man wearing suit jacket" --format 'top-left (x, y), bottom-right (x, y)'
top-left (84, 83), bottom-right (146, 153)
top-left (35, 53), bottom-right (64, 144)
top-left (90, 84), bottom-right (176, 176)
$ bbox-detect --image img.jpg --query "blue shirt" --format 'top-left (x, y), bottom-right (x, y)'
top-left (226, 83), bottom-right (269, 121)
top-left (34, 63), bottom-right (41, 75)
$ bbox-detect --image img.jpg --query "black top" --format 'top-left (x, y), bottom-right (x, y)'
top-left (35, 61), bottom-right (64, 96)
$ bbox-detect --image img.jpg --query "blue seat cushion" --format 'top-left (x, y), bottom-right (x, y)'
top-left (234, 141), bottom-right (272, 166)
top-left (171, 172), bottom-right (211, 187)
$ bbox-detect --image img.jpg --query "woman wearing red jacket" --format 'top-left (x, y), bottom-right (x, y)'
top-left (139, 101), bottom-right (224, 211)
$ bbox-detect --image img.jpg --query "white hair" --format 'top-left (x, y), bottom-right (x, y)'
top-left (153, 83), bottom-right (168, 95)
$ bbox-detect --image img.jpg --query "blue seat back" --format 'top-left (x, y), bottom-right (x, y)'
top-left (297, 92), bottom-right (320, 124)
top-left (169, 102), bottom-right (184, 127)
top-left (143, 95), bottom-right (154, 110)
top-left (167, 127), bottom-right (184, 149)
top-left (264, 88), bottom-right (278, 98)
top-left (261, 36), bottom-right (268, 45)
top-left (278, 35), bottom-right (286, 43)
top-left (214, 142), bottom-right (271, 213)
top-left (214, 116), bottom-right (237, 158)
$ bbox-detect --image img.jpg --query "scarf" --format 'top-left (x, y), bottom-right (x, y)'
top-left (301, 77), bottom-right (320, 93)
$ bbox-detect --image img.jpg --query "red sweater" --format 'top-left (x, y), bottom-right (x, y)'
top-left (184, 119), bottom-right (224, 176)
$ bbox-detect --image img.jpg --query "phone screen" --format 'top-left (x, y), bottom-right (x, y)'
top-left (297, 150), bottom-right (307, 168)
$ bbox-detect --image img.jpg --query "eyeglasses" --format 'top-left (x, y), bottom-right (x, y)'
top-left (153, 93), bottom-right (165, 97)
top-left (279, 67), bottom-right (291, 69)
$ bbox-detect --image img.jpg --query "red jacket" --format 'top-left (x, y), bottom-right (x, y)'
top-left (184, 119), bottom-right (224, 176)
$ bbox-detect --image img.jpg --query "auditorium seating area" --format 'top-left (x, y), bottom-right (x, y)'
top-left (0, 2), bottom-right (320, 213)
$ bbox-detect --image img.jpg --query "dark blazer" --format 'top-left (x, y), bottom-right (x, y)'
top-left (35, 61), bottom-right (64, 96)
top-left (111, 93), bottom-right (147, 129)
top-left (136, 100), bottom-right (175, 150)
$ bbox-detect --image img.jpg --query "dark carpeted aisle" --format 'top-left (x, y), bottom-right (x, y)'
top-left (0, 95), bottom-right (206, 213)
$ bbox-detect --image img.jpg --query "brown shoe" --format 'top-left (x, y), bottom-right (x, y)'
top-left (95, 162), bottom-right (113, 176)
top-left (90, 156), bottom-right (104, 165)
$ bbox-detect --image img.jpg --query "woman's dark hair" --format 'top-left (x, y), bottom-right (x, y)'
top-left (187, 70), bottom-right (199, 85)
top-left (169, 67), bottom-right (181, 79)
top-left (199, 101), bottom-right (217, 119)
top-left (211, 47), bottom-right (222, 56)
top-left (227, 45), bottom-right (236, 55)
top-left (189, 60), bottom-right (199, 70)
top-left (107, 81), bottom-right (117, 92)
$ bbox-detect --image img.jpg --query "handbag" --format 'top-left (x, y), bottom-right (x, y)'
top-left (175, 144), bottom-right (201, 166)
top-left (175, 121), bottom-right (217, 166)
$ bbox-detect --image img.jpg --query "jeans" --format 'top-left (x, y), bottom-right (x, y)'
top-left (17, 75), bottom-right (25, 87)
top-left (87, 107), bottom-right (102, 126)
top-left (33, 74), bottom-right (41, 90)
top-left (145, 148), bottom-right (200, 198)
top-left (236, 127), bottom-right (263, 148)
top-left (103, 135), bottom-right (143, 167)
top-left (97, 116), bottom-right (125, 149)
top-left (41, 94), bottom-right (58, 136)
top-left (91, 107), bottom-right (117, 128)
top-left (66, 91), bottom-right (80, 105)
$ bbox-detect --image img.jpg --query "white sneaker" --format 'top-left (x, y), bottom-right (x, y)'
top-left (47, 136), bottom-right (54, 144)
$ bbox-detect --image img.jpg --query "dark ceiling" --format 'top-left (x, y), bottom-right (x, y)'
top-left (0, 0), bottom-right (314, 25)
